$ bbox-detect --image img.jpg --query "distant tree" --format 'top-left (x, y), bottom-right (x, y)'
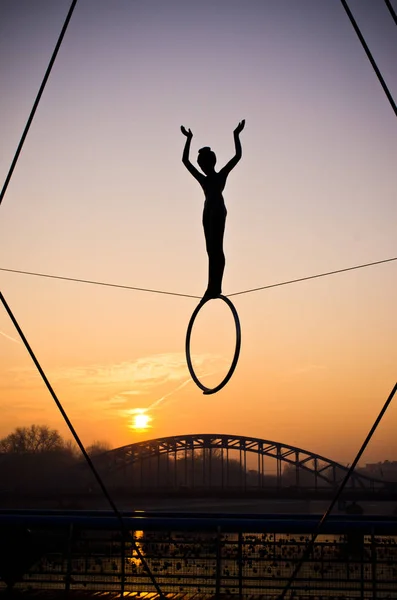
top-left (86, 440), bottom-right (111, 457)
top-left (0, 424), bottom-right (65, 454)
top-left (63, 439), bottom-right (81, 460)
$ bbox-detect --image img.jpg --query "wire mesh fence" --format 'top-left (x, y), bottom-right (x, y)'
top-left (0, 513), bottom-right (396, 598)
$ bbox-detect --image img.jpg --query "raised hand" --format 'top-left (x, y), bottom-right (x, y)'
top-left (181, 126), bottom-right (193, 138)
top-left (234, 120), bottom-right (245, 135)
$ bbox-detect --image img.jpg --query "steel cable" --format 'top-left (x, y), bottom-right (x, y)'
top-left (279, 382), bottom-right (397, 598)
top-left (0, 0), bottom-right (78, 206)
top-left (0, 0), bottom-right (163, 592)
top-left (384, 0), bottom-right (397, 26)
top-left (1, 256), bottom-right (396, 299)
top-left (0, 291), bottom-right (165, 598)
top-left (340, 0), bottom-right (397, 117)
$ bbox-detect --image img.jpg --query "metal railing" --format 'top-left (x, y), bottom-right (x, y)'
top-left (0, 511), bottom-right (396, 598)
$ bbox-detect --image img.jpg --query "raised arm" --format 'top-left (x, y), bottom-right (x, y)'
top-left (181, 126), bottom-right (204, 183)
top-left (219, 120), bottom-right (245, 177)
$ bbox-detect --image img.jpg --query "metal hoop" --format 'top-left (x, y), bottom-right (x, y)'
top-left (185, 295), bottom-right (241, 395)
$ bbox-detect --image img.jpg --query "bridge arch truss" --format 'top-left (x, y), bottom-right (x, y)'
top-left (96, 434), bottom-right (387, 492)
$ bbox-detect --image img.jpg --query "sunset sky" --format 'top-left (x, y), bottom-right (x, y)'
top-left (0, 0), bottom-right (396, 467)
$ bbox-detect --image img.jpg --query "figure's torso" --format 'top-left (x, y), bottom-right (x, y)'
top-left (199, 171), bottom-right (227, 206)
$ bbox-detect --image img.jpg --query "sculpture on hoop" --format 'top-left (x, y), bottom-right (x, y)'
top-left (181, 120), bottom-right (245, 301)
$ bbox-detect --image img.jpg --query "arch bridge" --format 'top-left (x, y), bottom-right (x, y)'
top-left (93, 434), bottom-right (392, 493)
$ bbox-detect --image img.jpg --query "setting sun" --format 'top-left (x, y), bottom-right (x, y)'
top-left (131, 411), bottom-right (152, 431)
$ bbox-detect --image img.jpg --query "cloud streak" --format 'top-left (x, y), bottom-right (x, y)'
top-left (3, 352), bottom-right (228, 418)
top-left (0, 330), bottom-right (20, 344)
top-left (147, 368), bottom-right (222, 412)
top-left (289, 364), bottom-right (327, 376)
top-left (148, 377), bottom-right (193, 411)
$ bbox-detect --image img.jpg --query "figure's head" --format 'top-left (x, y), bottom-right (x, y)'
top-left (198, 147), bottom-right (216, 174)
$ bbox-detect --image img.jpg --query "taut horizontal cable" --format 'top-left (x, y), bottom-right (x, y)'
top-left (228, 256), bottom-right (397, 297)
top-left (1, 256), bottom-right (396, 300)
top-left (0, 267), bottom-right (200, 299)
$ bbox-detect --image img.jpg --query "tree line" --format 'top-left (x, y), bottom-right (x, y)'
top-left (0, 424), bottom-right (110, 457)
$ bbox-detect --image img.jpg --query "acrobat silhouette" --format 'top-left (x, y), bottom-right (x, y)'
top-left (181, 120), bottom-right (245, 300)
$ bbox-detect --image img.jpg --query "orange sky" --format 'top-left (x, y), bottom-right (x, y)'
top-left (0, 0), bottom-right (396, 466)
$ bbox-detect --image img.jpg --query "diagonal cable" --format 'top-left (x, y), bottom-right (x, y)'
top-left (0, 4), bottom-right (162, 589)
top-left (0, 0), bottom-right (78, 206)
top-left (279, 381), bottom-right (397, 599)
top-left (0, 290), bottom-right (165, 598)
top-left (384, 0), bottom-right (397, 25)
top-left (341, 0), bottom-right (397, 117)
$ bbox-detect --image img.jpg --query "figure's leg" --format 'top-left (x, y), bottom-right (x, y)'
top-left (207, 242), bottom-right (225, 297)
top-left (203, 210), bottom-right (226, 299)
